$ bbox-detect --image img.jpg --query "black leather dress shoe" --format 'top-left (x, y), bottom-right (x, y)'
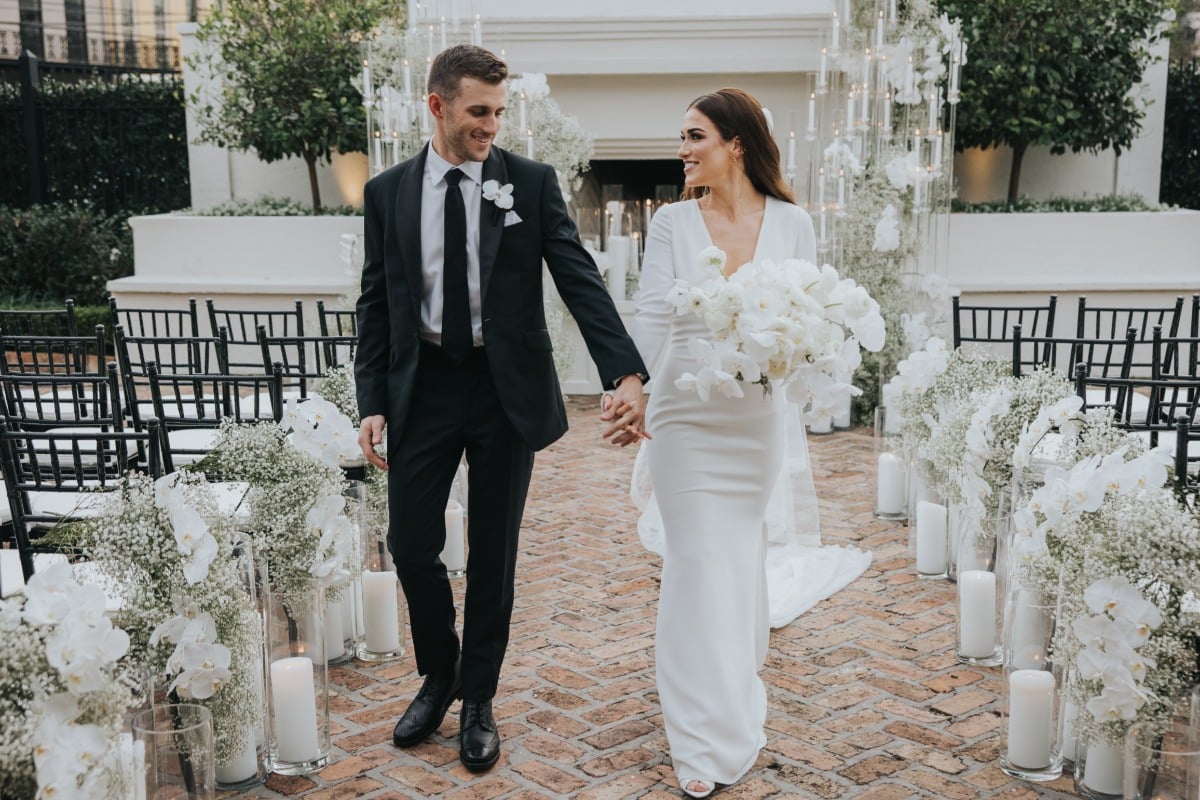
top-left (392, 665), bottom-right (462, 748)
top-left (459, 699), bottom-right (500, 772)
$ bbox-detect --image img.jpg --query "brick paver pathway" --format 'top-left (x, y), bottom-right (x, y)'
top-left (241, 397), bottom-right (1079, 799)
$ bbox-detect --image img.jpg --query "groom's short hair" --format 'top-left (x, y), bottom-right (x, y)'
top-left (428, 45), bottom-right (508, 102)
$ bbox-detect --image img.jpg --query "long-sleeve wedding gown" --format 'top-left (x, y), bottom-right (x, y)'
top-left (632, 197), bottom-right (871, 787)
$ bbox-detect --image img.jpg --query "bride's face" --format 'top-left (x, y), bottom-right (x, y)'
top-left (678, 107), bottom-right (739, 188)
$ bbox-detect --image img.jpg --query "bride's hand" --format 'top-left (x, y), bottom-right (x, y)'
top-left (600, 378), bottom-right (651, 447)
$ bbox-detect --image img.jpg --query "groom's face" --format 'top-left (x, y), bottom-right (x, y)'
top-left (431, 77), bottom-right (507, 164)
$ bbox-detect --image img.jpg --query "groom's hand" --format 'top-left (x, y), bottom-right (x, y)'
top-left (358, 414), bottom-right (389, 471)
top-left (601, 374), bottom-right (650, 447)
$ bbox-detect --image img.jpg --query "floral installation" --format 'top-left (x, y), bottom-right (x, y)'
top-left (314, 365), bottom-right (391, 538)
top-left (948, 368), bottom-right (1074, 511)
top-left (481, 179), bottom-right (514, 210)
top-left (496, 73), bottom-right (594, 195)
top-left (197, 418), bottom-right (350, 602)
top-left (0, 563), bottom-right (134, 798)
top-left (1012, 444), bottom-right (1200, 749)
top-left (667, 248), bottom-right (886, 415)
top-left (77, 472), bottom-right (262, 771)
top-left (811, 0), bottom-right (965, 422)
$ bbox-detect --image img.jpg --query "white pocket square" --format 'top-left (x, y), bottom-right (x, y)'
top-left (504, 210), bottom-right (523, 227)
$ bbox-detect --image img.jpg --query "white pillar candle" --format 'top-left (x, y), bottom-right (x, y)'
top-left (831, 13), bottom-right (840, 52)
top-left (402, 59), bottom-right (412, 101)
top-left (882, 91), bottom-right (891, 131)
top-left (818, 49), bottom-right (828, 90)
top-left (809, 416), bottom-right (833, 434)
top-left (817, 167), bottom-right (825, 207)
top-left (518, 91), bottom-right (527, 133)
top-left (875, 12), bottom-right (884, 50)
top-left (525, 130), bottom-right (534, 159)
top-left (439, 17), bottom-right (447, 50)
top-left (426, 24), bottom-right (434, 54)
top-left (845, 92), bottom-right (855, 131)
top-left (957, 570), bottom-right (997, 658)
top-left (606, 236), bottom-right (628, 301)
top-left (915, 500), bottom-right (948, 574)
top-left (933, 129), bottom-right (944, 168)
top-left (361, 61), bottom-right (372, 104)
top-left (270, 657), bottom-right (320, 764)
top-left (807, 94), bottom-right (817, 136)
top-left (215, 733), bottom-right (258, 784)
top-left (876, 452), bottom-right (906, 514)
top-left (474, 15), bottom-right (482, 45)
top-left (442, 501), bottom-right (466, 573)
top-left (1007, 669), bottom-right (1055, 769)
top-left (1083, 741), bottom-right (1123, 794)
top-left (324, 594), bottom-right (345, 661)
top-left (362, 570), bottom-right (401, 653)
top-left (786, 131), bottom-right (797, 173)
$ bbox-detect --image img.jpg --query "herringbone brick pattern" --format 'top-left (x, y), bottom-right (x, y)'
top-left (238, 397), bottom-right (1079, 799)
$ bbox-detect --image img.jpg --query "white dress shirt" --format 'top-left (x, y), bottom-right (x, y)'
top-left (421, 144), bottom-right (485, 346)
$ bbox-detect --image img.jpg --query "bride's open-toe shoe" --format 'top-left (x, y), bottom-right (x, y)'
top-left (682, 779), bottom-right (716, 798)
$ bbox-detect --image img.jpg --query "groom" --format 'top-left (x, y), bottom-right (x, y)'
top-left (355, 44), bottom-right (648, 772)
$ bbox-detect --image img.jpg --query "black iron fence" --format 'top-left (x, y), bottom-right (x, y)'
top-left (1, 52), bottom-right (190, 215)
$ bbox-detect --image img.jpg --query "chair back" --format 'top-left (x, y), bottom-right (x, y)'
top-left (109, 297), bottom-right (201, 339)
top-left (0, 300), bottom-right (78, 337)
top-left (316, 299), bottom-right (357, 337)
top-left (0, 362), bottom-right (123, 428)
top-left (257, 326), bottom-right (359, 399)
top-left (207, 299), bottom-right (304, 372)
top-left (1075, 296), bottom-right (1184, 376)
top-left (0, 414), bottom-right (162, 581)
top-left (952, 294), bottom-right (1058, 352)
top-left (0, 326), bottom-right (107, 377)
top-left (1011, 325), bottom-right (1136, 381)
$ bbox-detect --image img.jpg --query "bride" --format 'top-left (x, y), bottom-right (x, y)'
top-left (631, 88), bottom-right (871, 797)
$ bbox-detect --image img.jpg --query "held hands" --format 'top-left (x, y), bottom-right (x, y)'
top-left (358, 414), bottom-right (389, 471)
top-left (600, 375), bottom-right (651, 447)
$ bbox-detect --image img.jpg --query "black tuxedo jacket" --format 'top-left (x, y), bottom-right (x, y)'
top-left (355, 144), bottom-right (647, 452)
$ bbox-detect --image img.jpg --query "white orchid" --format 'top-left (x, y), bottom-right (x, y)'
top-left (481, 179), bottom-right (514, 210)
top-left (21, 562), bottom-right (106, 628)
top-left (44, 616), bottom-right (129, 694)
top-left (170, 501), bottom-right (218, 585)
top-left (169, 640), bottom-right (233, 700)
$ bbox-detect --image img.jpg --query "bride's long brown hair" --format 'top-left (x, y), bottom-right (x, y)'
top-left (680, 88), bottom-right (795, 205)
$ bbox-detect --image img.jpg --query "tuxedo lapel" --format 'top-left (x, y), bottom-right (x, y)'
top-left (478, 148), bottom-right (507, 304)
top-left (395, 144), bottom-right (429, 323)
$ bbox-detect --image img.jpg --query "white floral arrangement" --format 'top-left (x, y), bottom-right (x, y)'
top-left (0, 563), bottom-right (134, 799)
top-left (198, 418), bottom-right (351, 602)
top-left (78, 472), bottom-right (262, 771)
top-left (1013, 445), bottom-right (1200, 748)
top-left (667, 247), bottom-right (886, 414)
top-left (313, 366), bottom-right (390, 538)
top-left (496, 73), bottom-right (594, 194)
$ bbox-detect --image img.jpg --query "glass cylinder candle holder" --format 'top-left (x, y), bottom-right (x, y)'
top-left (913, 498), bottom-right (949, 578)
top-left (808, 414), bottom-right (835, 435)
top-left (832, 393), bottom-right (852, 430)
top-left (358, 522), bottom-right (406, 663)
top-left (265, 583), bottom-right (331, 775)
top-left (1000, 665), bottom-right (1063, 781)
top-left (131, 704), bottom-right (216, 800)
top-left (442, 460), bottom-right (468, 578)
top-left (1123, 720), bottom-right (1200, 800)
top-left (214, 537), bottom-right (269, 790)
top-left (874, 407), bottom-right (908, 520)
top-left (946, 502), bottom-right (966, 582)
top-left (955, 500), bottom-right (1007, 666)
top-left (1075, 735), bottom-right (1125, 798)
top-left (326, 478), bottom-right (367, 666)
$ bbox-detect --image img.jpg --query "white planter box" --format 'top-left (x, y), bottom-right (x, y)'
top-left (108, 213), bottom-right (364, 327)
top-left (947, 210), bottom-right (1200, 311)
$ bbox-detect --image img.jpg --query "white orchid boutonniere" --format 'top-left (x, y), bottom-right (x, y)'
top-left (481, 180), bottom-right (514, 210)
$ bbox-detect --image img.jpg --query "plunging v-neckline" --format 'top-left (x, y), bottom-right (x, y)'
top-left (692, 197), bottom-right (770, 276)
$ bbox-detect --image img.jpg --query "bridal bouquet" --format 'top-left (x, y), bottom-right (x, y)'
top-left (668, 247), bottom-right (886, 412)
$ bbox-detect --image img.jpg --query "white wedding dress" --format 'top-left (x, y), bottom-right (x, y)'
top-left (632, 197), bottom-right (871, 788)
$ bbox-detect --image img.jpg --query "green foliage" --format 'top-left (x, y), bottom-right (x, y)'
top-left (0, 204), bottom-right (133, 306)
top-left (0, 77), bottom-right (189, 216)
top-left (937, 0), bottom-right (1176, 202)
top-left (951, 194), bottom-right (1161, 212)
top-left (1161, 60), bottom-right (1200, 208)
top-left (190, 0), bottom-right (401, 211)
top-left (184, 195), bottom-right (360, 216)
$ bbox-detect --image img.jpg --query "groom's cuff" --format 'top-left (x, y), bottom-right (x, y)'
top-left (612, 372), bottom-right (649, 390)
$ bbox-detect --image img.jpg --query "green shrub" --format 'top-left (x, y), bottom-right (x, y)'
top-left (951, 194), bottom-right (1160, 213)
top-left (1161, 60), bottom-right (1200, 210)
top-left (183, 196), bottom-right (361, 217)
top-left (0, 204), bottom-right (133, 306)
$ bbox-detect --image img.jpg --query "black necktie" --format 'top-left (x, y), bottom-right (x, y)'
top-left (441, 168), bottom-right (472, 362)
